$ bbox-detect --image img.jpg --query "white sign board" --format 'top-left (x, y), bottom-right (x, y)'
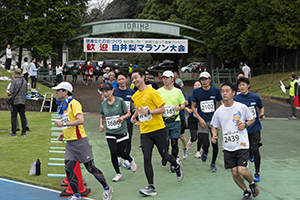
top-left (83, 38), bottom-right (188, 53)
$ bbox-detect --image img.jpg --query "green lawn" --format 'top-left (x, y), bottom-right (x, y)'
top-left (0, 111), bottom-right (65, 190)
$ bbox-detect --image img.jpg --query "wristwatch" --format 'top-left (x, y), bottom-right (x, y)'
top-left (244, 123), bottom-right (248, 128)
top-left (148, 109), bottom-right (151, 115)
top-left (63, 122), bottom-right (67, 127)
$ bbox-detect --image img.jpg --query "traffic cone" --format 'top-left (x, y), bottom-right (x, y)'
top-left (60, 161), bottom-right (91, 198)
top-left (191, 72), bottom-right (193, 78)
top-left (60, 176), bottom-right (87, 187)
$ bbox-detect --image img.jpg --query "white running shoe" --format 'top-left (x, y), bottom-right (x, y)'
top-left (112, 173), bottom-right (122, 182)
top-left (102, 186), bottom-right (113, 200)
top-left (122, 160), bottom-right (131, 169)
top-left (68, 194), bottom-right (82, 200)
top-left (195, 151), bottom-right (201, 159)
top-left (182, 149), bottom-right (188, 159)
top-left (187, 138), bottom-right (193, 150)
top-left (130, 157), bottom-right (138, 172)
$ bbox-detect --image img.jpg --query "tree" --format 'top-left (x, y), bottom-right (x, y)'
top-left (0, 0), bottom-right (89, 62)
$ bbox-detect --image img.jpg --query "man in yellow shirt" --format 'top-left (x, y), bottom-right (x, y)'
top-left (53, 82), bottom-right (113, 200)
top-left (130, 68), bottom-right (184, 196)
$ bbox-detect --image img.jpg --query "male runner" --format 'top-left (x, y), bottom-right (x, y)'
top-left (53, 82), bottom-right (113, 200)
top-left (211, 82), bottom-right (260, 200)
top-left (234, 77), bottom-right (265, 182)
top-left (190, 72), bottom-right (223, 172)
top-left (130, 68), bottom-right (183, 196)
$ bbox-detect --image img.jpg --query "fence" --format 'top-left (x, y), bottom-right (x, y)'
top-left (37, 68), bottom-right (56, 84)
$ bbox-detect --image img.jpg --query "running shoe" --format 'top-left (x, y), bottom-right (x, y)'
top-left (176, 157), bottom-right (183, 169)
top-left (288, 115), bottom-right (297, 120)
top-left (249, 182), bottom-right (260, 197)
top-left (195, 151), bottom-right (201, 159)
top-left (112, 173), bottom-right (122, 182)
top-left (175, 159), bottom-right (184, 182)
top-left (103, 186), bottom-right (113, 200)
top-left (161, 158), bottom-right (167, 166)
top-left (253, 173), bottom-right (260, 182)
top-left (68, 194), bottom-right (82, 200)
top-left (169, 164), bottom-right (175, 173)
top-left (130, 157), bottom-right (138, 172)
top-left (201, 151), bottom-right (207, 162)
top-left (187, 138), bottom-right (193, 150)
top-left (210, 163), bottom-right (217, 172)
top-left (139, 185), bottom-right (157, 196)
top-left (122, 160), bottom-right (131, 169)
top-left (21, 133), bottom-right (26, 137)
top-left (117, 157), bottom-right (121, 166)
top-left (248, 155), bottom-right (254, 163)
top-left (8, 133), bottom-right (17, 137)
top-left (242, 190), bottom-right (252, 200)
top-left (182, 149), bottom-right (188, 159)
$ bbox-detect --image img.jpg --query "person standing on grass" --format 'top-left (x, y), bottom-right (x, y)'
top-left (29, 57), bottom-right (37, 91)
top-left (114, 71), bottom-right (136, 169)
top-left (211, 82), bottom-right (260, 200)
top-left (285, 72), bottom-right (299, 119)
top-left (190, 72), bottom-right (223, 172)
top-left (53, 82), bottom-right (113, 200)
top-left (22, 57), bottom-right (29, 82)
top-left (99, 82), bottom-right (138, 182)
top-left (6, 44), bottom-right (16, 70)
top-left (234, 77), bottom-right (265, 182)
top-left (130, 67), bottom-right (183, 197)
top-left (8, 68), bottom-right (28, 137)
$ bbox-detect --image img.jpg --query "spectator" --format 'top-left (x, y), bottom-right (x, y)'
top-left (22, 57), bottom-right (29, 82)
top-left (54, 62), bottom-right (63, 86)
top-left (7, 73), bottom-right (30, 132)
top-left (242, 61), bottom-right (251, 79)
top-left (6, 44), bottom-right (16, 70)
top-left (29, 57), bottom-right (37, 91)
top-left (285, 72), bottom-right (298, 119)
top-left (8, 68), bottom-right (28, 137)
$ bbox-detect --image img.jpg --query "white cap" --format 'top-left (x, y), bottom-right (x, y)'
top-left (115, 63), bottom-right (118, 66)
top-left (162, 70), bottom-right (174, 78)
top-left (105, 67), bottom-right (110, 71)
top-left (52, 82), bottom-right (73, 93)
top-left (199, 72), bottom-right (211, 79)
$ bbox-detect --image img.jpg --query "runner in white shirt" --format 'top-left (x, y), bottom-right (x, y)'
top-left (210, 82), bottom-right (260, 200)
top-left (242, 62), bottom-right (251, 79)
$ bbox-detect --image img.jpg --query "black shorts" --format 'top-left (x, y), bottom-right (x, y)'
top-left (89, 75), bottom-right (93, 78)
top-left (94, 71), bottom-right (100, 76)
top-left (180, 119), bottom-right (186, 135)
top-left (63, 71), bottom-right (68, 75)
top-left (187, 115), bottom-right (198, 130)
top-left (223, 149), bottom-right (249, 169)
top-left (248, 130), bottom-right (261, 146)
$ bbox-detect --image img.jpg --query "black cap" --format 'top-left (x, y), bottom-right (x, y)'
top-left (100, 82), bottom-right (113, 91)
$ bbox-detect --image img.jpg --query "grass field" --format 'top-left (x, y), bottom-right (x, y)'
top-left (0, 111), bottom-right (65, 190)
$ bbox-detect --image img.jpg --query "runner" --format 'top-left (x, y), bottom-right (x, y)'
top-left (62, 63), bottom-right (69, 82)
top-left (233, 71), bottom-right (244, 95)
top-left (71, 62), bottom-right (79, 84)
top-left (114, 71), bottom-right (136, 169)
top-left (53, 82), bottom-right (113, 200)
top-left (94, 62), bottom-right (101, 83)
top-left (190, 72), bottom-right (223, 172)
top-left (99, 82), bottom-right (137, 182)
top-left (130, 68), bottom-right (184, 196)
top-left (106, 72), bottom-right (118, 88)
top-left (185, 80), bottom-right (202, 158)
top-left (86, 62), bottom-right (95, 86)
top-left (82, 61), bottom-right (88, 85)
top-left (133, 69), bottom-right (158, 91)
top-left (233, 77), bottom-right (265, 182)
top-left (158, 71), bottom-right (186, 172)
top-left (211, 82), bottom-right (260, 200)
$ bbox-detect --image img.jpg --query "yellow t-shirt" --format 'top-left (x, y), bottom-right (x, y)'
top-left (62, 99), bottom-right (87, 141)
top-left (132, 86), bottom-right (165, 134)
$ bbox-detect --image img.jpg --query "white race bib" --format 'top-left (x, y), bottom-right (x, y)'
top-left (138, 106), bottom-right (152, 122)
top-left (106, 115), bottom-right (121, 129)
top-left (223, 130), bottom-right (240, 147)
top-left (61, 113), bottom-right (71, 129)
top-left (200, 100), bottom-right (214, 113)
top-left (163, 105), bottom-right (176, 117)
top-left (248, 106), bottom-right (256, 118)
top-left (125, 101), bottom-right (131, 111)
